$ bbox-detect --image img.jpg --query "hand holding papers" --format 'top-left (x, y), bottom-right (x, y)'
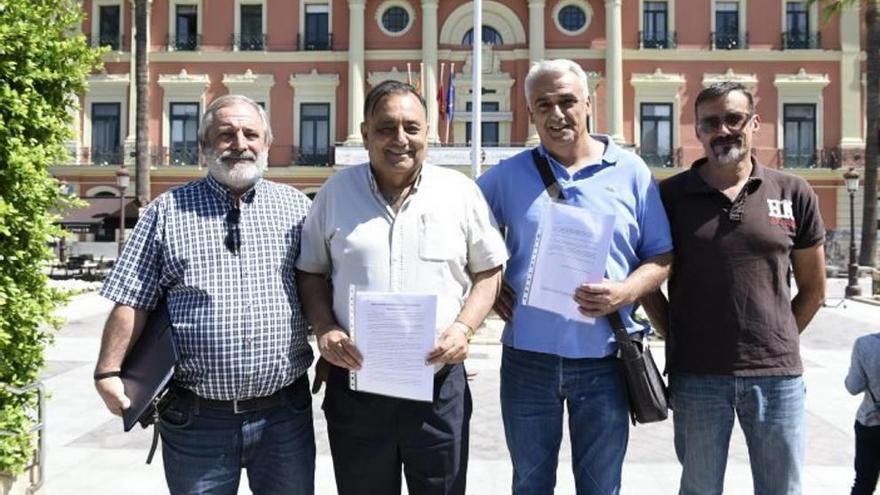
top-left (349, 290), bottom-right (437, 402)
top-left (522, 202), bottom-right (615, 323)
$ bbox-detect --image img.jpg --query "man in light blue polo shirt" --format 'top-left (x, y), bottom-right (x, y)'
top-left (477, 59), bottom-right (673, 494)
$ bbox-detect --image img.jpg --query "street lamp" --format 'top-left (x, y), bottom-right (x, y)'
top-left (844, 167), bottom-right (861, 297)
top-left (116, 164), bottom-right (131, 257)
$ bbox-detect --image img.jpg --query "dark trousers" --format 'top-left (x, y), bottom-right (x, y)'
top-left (853, 420), bottom-right (880, 495)
top-left (323, 363), bottom-right (472, 495)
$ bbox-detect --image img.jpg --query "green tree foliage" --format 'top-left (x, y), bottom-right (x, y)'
top-left (0, 0), bottom-right (101, 474)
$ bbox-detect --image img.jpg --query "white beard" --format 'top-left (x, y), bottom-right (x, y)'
top-left (712, 142), bottom-right (746, 166)
top-left (206, 148), bottom-right (268, 191)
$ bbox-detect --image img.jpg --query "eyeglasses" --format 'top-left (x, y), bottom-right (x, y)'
top-left (225, 207), bottom-right (241, 254)
top-left (697, 112), bottom-right (752, 134)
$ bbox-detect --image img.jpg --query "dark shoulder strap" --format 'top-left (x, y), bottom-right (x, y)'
top-left (531, 148), bottom-right (565, 201)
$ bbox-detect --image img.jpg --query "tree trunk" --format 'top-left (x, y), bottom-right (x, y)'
top-left (135, 0), bottom-right (150, 206)
top-left (861, 0), bottom-right (879, 266)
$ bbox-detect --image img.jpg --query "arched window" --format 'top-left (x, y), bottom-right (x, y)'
top-left (462, 25), bottom-right (503, 46)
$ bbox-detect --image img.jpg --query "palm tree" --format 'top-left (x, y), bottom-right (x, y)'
top-left (134, 0), bottom-right (150, 206)
top-left (824, 0), bottom-right (879, 267)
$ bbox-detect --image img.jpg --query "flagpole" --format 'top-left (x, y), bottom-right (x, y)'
top-left (420, 62), bottom-right (425, 98)
top-left (445, 63), bottom-right (454, 144)
top-left (438, 62), bottom-right (445, 143)
top-left (471, 0), bottom-right (482, 178)
top-left (407, 62), bottom-right (412, 86)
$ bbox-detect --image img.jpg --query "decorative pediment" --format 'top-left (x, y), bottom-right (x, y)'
top-left (702, 68), bottom-right (758, 91)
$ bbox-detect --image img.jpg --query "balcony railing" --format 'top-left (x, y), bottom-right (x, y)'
top-left (232, 33), bottom-right (267, 51)
top-left (67, 147), bottom-right (125, 166)
top-left (711, 31), bottom-right (748, 50)
top-left (776, 148), bottom-right (842, 169)
top-left (297, 33), bottom-right (333, 51)
top-left (166, 33), bottom-right (201, 51)
top-left (636, 147), bottom-right (682, 168)
top-left (87, 33), bottom-right (123, 51)
top-left (639, 31), bottom-right (677, 49)
top-left (292, 145), bottom-right (334, 166)
top-left (782, 31), bottom-right (821, 49)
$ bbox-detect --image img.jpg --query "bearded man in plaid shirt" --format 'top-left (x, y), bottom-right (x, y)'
top-left (93, 95), bottom-right (315, 495)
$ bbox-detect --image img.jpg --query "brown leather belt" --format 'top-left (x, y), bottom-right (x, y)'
top-left (172, 375), bottom-right (306, 414)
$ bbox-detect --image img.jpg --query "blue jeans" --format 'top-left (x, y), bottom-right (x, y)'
top-left (500, 346), bottom-right (629, 495)
top-left (158, 376), bottom-right (316, 495)
top-left (670, 374), bottom-right (805, 495)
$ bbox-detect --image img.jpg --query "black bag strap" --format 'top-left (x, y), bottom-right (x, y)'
top-left (531, 148), bottom-right (565, 201)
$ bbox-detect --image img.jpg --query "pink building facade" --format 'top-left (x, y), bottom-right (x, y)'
top-left (55, 0), bottom-right (874, 242)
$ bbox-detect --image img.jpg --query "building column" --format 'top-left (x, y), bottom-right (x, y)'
top-left (525, 0), bottom-right (545, 146)
top-left (605, 0), bottom-right (625, 144)
top-left (344, 0), bottom-right (366, 146)
top-left (124, 0), bottom-right (138, 164)
top-left (839, 2), bottom-right (863, 160)
top-left (422, 0), bottom-right (440, 144)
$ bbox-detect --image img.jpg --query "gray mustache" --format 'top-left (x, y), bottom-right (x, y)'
top-left (219, 151), bottom-right (257, 162)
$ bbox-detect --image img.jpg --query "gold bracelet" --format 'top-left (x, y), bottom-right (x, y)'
top-left (453, 320), bottom-right (476, 341)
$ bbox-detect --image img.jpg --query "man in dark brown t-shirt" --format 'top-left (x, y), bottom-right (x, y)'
top-left (642, 82), bottom-right (826, 495)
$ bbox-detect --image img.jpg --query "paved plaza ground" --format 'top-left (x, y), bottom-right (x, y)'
top-left (33, 288), bottom-right (880, 494)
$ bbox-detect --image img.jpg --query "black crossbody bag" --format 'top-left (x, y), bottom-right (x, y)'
top-left (530, 148), bottom-right (668, 425)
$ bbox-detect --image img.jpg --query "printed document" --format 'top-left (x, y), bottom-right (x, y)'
top-left (522, 202), bottom-right (615, 323)
top-left (349, 290), bottom-right (437, 402)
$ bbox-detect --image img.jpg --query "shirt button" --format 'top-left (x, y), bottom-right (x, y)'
top-left (245, 337), bottom-right (254, 345)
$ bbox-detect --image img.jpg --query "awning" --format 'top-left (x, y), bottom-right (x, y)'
top-left (56, 197), bottom-right (139, 233)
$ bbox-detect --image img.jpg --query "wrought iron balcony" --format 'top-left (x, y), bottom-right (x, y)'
top-left (711, 31), bottom-right (748, 50)
top-left (232, 33), bottom-right (267, 51)
top-left (292, 145), bottom-right (335, 166)
top-left (166, 33), bottom-right (201, 51)
top-left (639, 30), bottom-right (677, 49)
top-left (297, 33), bottom-right (333, 51)
top-left (87, 33), bottom-right (123, 51)
top-left (636, 147), bottom-right (681, 168)
top-left (65, 147), bottom-right (125, 166)
top-left (782, 31), bottom-right (821, 49)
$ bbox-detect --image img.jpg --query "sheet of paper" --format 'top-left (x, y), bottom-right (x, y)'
top-left (523, 202), bottom-right (615, 323)
top-left (350, 290), bottom-right (437, 402)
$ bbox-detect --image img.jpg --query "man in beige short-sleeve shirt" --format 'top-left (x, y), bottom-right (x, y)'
top-left (296, 81), bottom-right (506, 495)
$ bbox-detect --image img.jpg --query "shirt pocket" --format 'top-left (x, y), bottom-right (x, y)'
top-left (419, 211), bottom-right (464, 262)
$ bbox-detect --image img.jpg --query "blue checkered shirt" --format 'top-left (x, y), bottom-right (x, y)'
top-left (101, 175), bottom-right (313, 400)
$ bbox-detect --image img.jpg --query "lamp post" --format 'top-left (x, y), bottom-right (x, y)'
top-left (57, 181), bottom-right (69, 263)
top-left (116, 164), bottom-right (131, 257)
top-left (844, 167), bottom-right (861, 297)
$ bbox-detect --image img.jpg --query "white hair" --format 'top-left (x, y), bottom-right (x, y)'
top-left (524, 59), bottom-right (590, 108)
top-left (198, 94), bottom-right (273, 148)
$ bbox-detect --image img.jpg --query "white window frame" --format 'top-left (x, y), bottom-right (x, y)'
top-left (299, 1), bottom-right (333, 44)
top-left (158, 70), bottom-right (210, 164)
top-left (91, 0), bottom-right (126, 51)
top-left (780, 0), bottom-right (819, 45)
top-left (83, 74), bottom-right (129, 162)
top-left (709, 0), bottom-right (746, 50)
top-left (376, 0), bottom-right (416, 37)
top-left (552, 0), bottom-right (593, 36)
top-left (233, 0), bottom-right (267, 51)
top-left (630, 69), bottom-right (685, 156)
top-left (289, 70), bottom-right (340, 155)
top-left (638, 0), bottom-right (676, 45)
top-left (773, 69), bottom-right (830, 152)
top-left (222, 70), bottom-right (275, 123)
top-left (168, 0), bottom-right (203, 51)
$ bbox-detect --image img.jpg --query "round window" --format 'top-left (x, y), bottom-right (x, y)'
top-left (381, 6), bottom-right (410, 34)
top-left (558, 5), bottom-right (587, 33)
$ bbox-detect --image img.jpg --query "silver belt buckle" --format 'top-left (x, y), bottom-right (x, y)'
top-left (232, 399), bottom-right (248, 414)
